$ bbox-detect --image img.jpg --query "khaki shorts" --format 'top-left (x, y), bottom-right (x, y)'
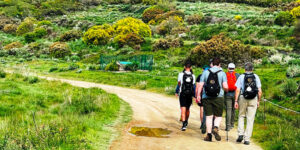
top-left (203, 97), bottom-right (224, 117)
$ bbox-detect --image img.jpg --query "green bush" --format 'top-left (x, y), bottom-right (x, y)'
top-left (157, 16), bottom-right (184, 35)
top-left (68, 64), bottom-right (79, 71)
top-left (37, 20), bottom-right (52, 27)
top-left (125, 62), bottom-right (139, 71)
top-left (49, 67), bottom-right (58, 72)
top-left (186, 13), bottom-right (203, 25)
top-left (287, 65), bottom-right (300, 77)
top-left (60, 30), bottom-right (82, 42)
top-left (105, 61), bottom-right (119, 71)
top-left (274, 11), bottom-right (296, 26)
top-left (142, 0), bottom-right (157, 5)
top-left (142, 5), bottom-right (164, 23)
top-left (0, 70), bottom-right (6, 78)
top-left (24, 27), bottom-right (47, 43)
top-left (49, 42), bottom-right (71, 58)
top-left (281, 79), bottom-right (299, 97)
top-left (24, 76), bottom-right (39, 84)
top-left (16, 18), bottom-right (36, 35)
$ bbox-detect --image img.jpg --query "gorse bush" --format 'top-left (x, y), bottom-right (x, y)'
top-left (157, 16), bottom-right (184, 35)
top-left (118, 33), bottom-right (144, 49)
top-left (290, 6), bottom-right (300, 18)
top-left (60, 30), bottom-right (82, 42)
top-left (3, 24), bottom-right (17, 34)
top-left (142, 5), bottom-right (165, 23)
top-left (274, 11), bottom-right (296, 26)
top-left (3, 42), bottom-right (23, 50)
top-left (186, 13), bottom-right (203, 25)
top-left (16, 17), bottom-right (36, 35)
top-left (188, 34), bottom-right (264, 66)
top-left (49, 42), bottom-right (71, 58)
top-left (83, 24), bottom-right (114, 45)
top-left (37, 20), bottom-right (52, 27)
top-left (281, 79), bottom-right (299, 97)
top-left (155, 10), bottom-right (185, 23)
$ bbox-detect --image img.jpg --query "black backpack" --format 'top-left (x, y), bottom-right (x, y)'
top-left (243, 73), bottom-right (258, 99)
top-left (181, 72), bottom-right (194, 96)
top-left (205, 69), bottom-right (222, 97)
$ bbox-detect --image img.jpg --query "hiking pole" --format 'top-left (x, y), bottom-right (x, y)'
top-left (263, 99), bottom-right (266, 126)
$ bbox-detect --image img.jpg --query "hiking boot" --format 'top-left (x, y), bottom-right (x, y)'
top-left (201, 124), bottom-right (206, 134)
top-left (212, 126), bottom-right (221, 141)
top-left (181, 125), bottom-right (186, 131)
top-left (204, 133), bottom-right (212, 142)
top-left (244, 141), bottom-right (250, 145)
top-left (181, 121), bottom-right (188, 131)
top-left (236, 135), bottom-right (243, 143)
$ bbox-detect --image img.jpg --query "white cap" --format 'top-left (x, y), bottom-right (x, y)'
top-left (228, 63), bottom-right (235, 69)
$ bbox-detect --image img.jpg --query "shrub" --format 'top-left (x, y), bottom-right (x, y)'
top-left (105, 61), bottom-right (119, 71)
top-left (0, 69), bottom-right (6, 78)
top-left (142, 6), bottom-right (164, 23)
top-left (3, 42), bottom-right (23, 50)
top-left (290, 6), bottom-right (300, 18)
top-left (274, 11), bottom-right (296, 26)
top-left (234, 15), bottom-right (242, 21)
top-left (155, 10), bottom-right (185, 23)
top-left (142, 0), bottom-right (157, 5)
top-left (171, 26), bottom-right (190, 36)
top-left (188, 34), bottom-right (264, 66)
top-left (0, 17), bottom-right (13, 30)
top-left (24, 27), bottom-right (47, 43)
top-left (153, 39), bottom-right (170, 50)
top-left (16, 17), bottom-right (36, 35)
top-left (3, 24), bottom-right (17, 34)
top-left (186, 14), bottom-right (203, 25)
top-left (287, 65), bottom-right (300, 77)
top-left (60, 30), bottom-right (82, 42)
top-left (169, 38), bottom-right (184, 48)
top-left (24, 76), bottom-right (39, 84)
top-left (125, 61), bottom-right (139, 71)
top-left (113, 17), bottom-right (151, 41)
top-left (49, 42), bottom-right (71, 58)
top-left (83, 24), bottom-right (113, 45)
top-left (49, 67), bottom-right (58, 72)
top-left (269, 53), bottom-right (283, 64)
top-left (118, 33), bottom-right (144, 48)
top-left (68, 63), bottom-right (79, 70)
top-left (157, 16), bottom-right (183, 35)
top-left (37, 20), bottom-right (52, 27)
top-left (281, 79), bottom-right (299, 96)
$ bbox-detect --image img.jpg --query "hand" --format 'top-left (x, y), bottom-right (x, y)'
top-left (175, 93), bottom-right (178, 97)
top-left (257, 101), bottom-right (260, 108)
top-left (234, 101), bottom-right (239, 109)
top-left (197, 96), bottom-right (201, 103)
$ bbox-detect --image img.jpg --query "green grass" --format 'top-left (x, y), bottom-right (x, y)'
top-left (0, 73), bottom-right (132, 149)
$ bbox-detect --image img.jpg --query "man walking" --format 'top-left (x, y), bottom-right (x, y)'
top-left (197, 58), bottom-right (228, 142)
top-left (234, 62), bottom-right (262, 145)
top-left (225, 63), bottom-right (239, 131)
top-left (176, 61), bottom-right (196, 131)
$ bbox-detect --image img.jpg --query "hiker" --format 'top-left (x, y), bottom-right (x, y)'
top-left (196, 65), bottom-right (210, 134)
top-left (196, 58), bottom-right (228, 141)
top-left (224, 63), bottom-right (240, 131)
top-left (175, 61), bottom-right (196, 131)
top-left (234, 62), bottom-right (262, 145)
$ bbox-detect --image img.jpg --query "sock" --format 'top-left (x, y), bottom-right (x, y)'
top-left (206, 115), bottom-right (213, 133)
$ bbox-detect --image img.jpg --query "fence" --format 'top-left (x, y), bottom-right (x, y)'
top-left (99, 55), bottom-right (154, 71)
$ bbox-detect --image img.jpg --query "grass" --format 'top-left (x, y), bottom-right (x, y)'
top-left (0, 73), bottom-right (132, 149)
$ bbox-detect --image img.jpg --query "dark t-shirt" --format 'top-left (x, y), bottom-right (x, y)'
top-left (196, 74), bottom-right (201, 83)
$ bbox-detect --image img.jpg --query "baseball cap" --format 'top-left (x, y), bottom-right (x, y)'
top-left (228, 63), bottom-right (235, 69)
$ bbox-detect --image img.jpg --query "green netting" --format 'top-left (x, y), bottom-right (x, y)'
top-left (100, 55), bottom-right (154, 71)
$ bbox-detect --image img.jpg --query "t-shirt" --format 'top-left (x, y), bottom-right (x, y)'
top-left (225, 71), bottom-right (240, 97)
top-left (178, 71), bottom-right (196, 94)
top-left (196, 74), bottom-right (201, 83)
top-left (200, 66), bottom-right (227, 99)
top-left (235, 72), bottom-right (262, 95)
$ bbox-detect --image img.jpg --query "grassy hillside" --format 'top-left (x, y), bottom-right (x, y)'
top-left (0, 72), bottom-right (132, 149)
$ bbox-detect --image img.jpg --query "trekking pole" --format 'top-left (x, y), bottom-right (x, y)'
top-left (263, 99), bottom-right (266, 126)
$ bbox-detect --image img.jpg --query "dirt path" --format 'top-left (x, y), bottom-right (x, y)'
top-left (36, 76), bottom-right (262, 150)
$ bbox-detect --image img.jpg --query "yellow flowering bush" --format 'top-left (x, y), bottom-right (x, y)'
top-left (113, 17), bottom-right (151, 44)
top-left (16, 17), bottom-right (36, 35)
top-left (234, 15), bottom-right (242, 21)
top-left (83, 24), bottom-right (114, 45)
top-left (291, 6), bottom-right (300, 18)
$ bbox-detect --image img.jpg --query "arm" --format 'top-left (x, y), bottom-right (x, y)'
top-left (223, 82), bottom-right (229, 93)
top-left (222, 72), bottom-right (228, 92)
top-left (257, 88), bottom-right (262, 107)
top-left (197, 82), bottom-right (204, 102)
top-left (175, 82), bottom-right (181, 96)
top-left (234, 88), bottom-right (241, 109)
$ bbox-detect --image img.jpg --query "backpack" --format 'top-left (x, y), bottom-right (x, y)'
top-left (226, 71), bottom-right (237, 92)
top-left (205, 69), bottom-right (222, 97)
top-left (243, 73), bottom-right (258, 99)
top-left (181, 72), bottom-right (194, 96)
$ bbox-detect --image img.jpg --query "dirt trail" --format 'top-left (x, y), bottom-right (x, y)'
top-left (38, 76), bottom-right (262, 150)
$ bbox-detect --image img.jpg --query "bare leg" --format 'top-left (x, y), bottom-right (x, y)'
top-left (181, 107), bottom-right (186, 121)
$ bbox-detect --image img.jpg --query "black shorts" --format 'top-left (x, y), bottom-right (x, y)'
top-left (203, 97), bottom-right (224, 117)
top-left (179, 94), bottom-right (192, 109)
top-left (197, 96), bottom-right (204, 107)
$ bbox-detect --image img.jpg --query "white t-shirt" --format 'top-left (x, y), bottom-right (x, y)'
top-left (178, 71), bottom-right (196, 93)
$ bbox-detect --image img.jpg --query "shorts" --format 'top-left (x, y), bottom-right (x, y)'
top-left (197, 96), bottom-right (204, 107)
top-left (179, 94), bottom-right (192, 109)
top-left (203, 97), bottom-right (224, 117)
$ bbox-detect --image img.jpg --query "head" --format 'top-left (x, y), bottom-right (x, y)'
top-left (228, 63), bottom-right (235, 72)
top-left (212, 57), bottom-right (221, 67)
top-left (245, 62), bottom-right (254, 72)
top-left (184, 61), bottom-right (192, 70)
top-left (209, 59), bottom-right (213, 68)
top-left (203, 65), bottom-right (209, 71)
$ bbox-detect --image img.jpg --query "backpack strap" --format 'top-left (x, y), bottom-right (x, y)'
top-left (208, 69), bottom-right (222, 74)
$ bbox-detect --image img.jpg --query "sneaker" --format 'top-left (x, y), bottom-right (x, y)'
top-left (225, 126), bottom-right (230, 131)
top-left (236, 135), bottom-right (243, 143)
top-left (204, 133), bottom-right (212, 142)
top-left (212, 126), bottom-right (221, 141)
top-left (181, 121), bottom-right (187, 131)
top-left (201, 125), bottom-right (206, 134)
top-left (244, 141), bottom-right (250, 145)
top-left (181, 125), bottom-right (186, 131)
